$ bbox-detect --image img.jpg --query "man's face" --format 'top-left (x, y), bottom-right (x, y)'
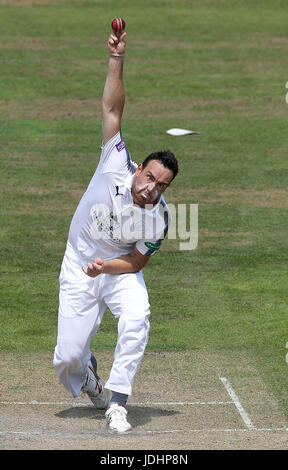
top-left (131, 160), bottom-right (173, 208)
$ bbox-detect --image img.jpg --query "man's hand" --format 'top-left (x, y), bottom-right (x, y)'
top-left (82, 258), bottom-right (104, 278)
top-left (107, 32), bottom-right (127, 55)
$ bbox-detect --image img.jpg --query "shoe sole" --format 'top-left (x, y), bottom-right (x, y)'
top-left (107, 427), bottom-right (132, 434)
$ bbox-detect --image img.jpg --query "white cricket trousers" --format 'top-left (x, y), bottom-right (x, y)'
top-left (53, 242), bottom-right (151, 397)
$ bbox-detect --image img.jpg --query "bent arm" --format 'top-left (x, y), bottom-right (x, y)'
top-left (102, 33), bottom-right (126, 146)
top-left (104, 248), bottom-right (150, 274)
top-left (82, 246), bottom-right (150, 277)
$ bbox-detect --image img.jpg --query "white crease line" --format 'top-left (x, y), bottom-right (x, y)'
top-left (220, 377), bottom-right (255, 430)
top-left (0, 400), bottom-right (233, 406)
top-left (130, 401), bottom-right (233, 406)
top-left (0, 428), bottom-right (287, 439)
top-left (136, 427), bottom-right (288, 434)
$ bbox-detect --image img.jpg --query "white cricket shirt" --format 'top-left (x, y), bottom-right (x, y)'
top-left (68, 131), bottom-right (171, 264)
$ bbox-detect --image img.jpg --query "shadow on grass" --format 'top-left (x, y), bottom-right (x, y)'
top-left (55, 405), bottom-right (180, 429)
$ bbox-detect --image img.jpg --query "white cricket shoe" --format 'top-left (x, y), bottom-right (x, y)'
top-left (105, 404), bottom-right (132, 434)
top-left (81, 358), bottom-right (110, 410)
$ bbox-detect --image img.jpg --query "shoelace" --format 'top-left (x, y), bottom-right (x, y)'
top-left (109, 408), bottom-right (127, 422)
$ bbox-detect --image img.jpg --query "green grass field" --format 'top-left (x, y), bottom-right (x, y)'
top-left (1, 0), bottom-right (288, 418)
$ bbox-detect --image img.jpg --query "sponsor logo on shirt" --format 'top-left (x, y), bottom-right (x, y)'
top-left (89, 203), bottom-right (169, 247)
top-left (116, 139), bottom-right (126, 152)
top-left (115, 185), bottom-right (124, 197)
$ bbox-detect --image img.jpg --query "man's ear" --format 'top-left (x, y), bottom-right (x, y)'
top-left (135, 163), bottom-right (143, 176)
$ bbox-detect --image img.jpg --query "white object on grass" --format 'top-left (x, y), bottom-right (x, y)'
top-left (166, 128), bottom-right (200, 136)
top-left (220, 377), bottom-right (255, 430)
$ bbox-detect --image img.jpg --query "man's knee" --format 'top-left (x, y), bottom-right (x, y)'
top-left (117, 312), bottom-right (150, 345)
top-left (53, 342), bottom-right (87, 372)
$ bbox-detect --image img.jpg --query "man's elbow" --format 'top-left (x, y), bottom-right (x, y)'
top-left (102, 97), bottom-right (125, 117)
top-left (131, 255), bottom-right (149, 273)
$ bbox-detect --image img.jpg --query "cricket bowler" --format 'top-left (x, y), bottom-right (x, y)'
top-left (53, 25), bottom-right (178, 434)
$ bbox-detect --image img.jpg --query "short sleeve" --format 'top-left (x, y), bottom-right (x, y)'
top-left (136, 239), bottom-right (163, 257)
top-left (99, 131), bottom-right (136, 175)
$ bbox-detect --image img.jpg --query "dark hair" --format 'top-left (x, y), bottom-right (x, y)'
top-left (142, 150), bottom-right (178, 180)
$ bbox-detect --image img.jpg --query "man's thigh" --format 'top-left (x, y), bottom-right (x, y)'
top-left (102, 271), bottom-right (150, 320)
top-left (56, 250), bottom-right (106, 348)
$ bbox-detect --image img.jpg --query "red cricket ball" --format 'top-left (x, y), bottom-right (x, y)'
top-left (111, 18), bottom-right (126, 34)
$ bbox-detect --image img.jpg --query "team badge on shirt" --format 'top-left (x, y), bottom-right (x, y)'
top-left (116, 139), bottom-right (126, 152)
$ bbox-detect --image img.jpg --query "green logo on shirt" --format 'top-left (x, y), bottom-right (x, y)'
top-left (145, 242), bottom-right (161, 251)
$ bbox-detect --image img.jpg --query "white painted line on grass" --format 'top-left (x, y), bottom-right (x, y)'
top-left (220, 377), bottom-right (255, 430)
top-left (0, 400), bottom-right (233, 406)
top-left (0, 427), bottom-right (287, 439)
top-left (130, 401), bottom-right (233, 406)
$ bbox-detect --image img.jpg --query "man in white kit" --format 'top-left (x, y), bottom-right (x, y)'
top-left (53, 28), bottom-right (178, 434)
